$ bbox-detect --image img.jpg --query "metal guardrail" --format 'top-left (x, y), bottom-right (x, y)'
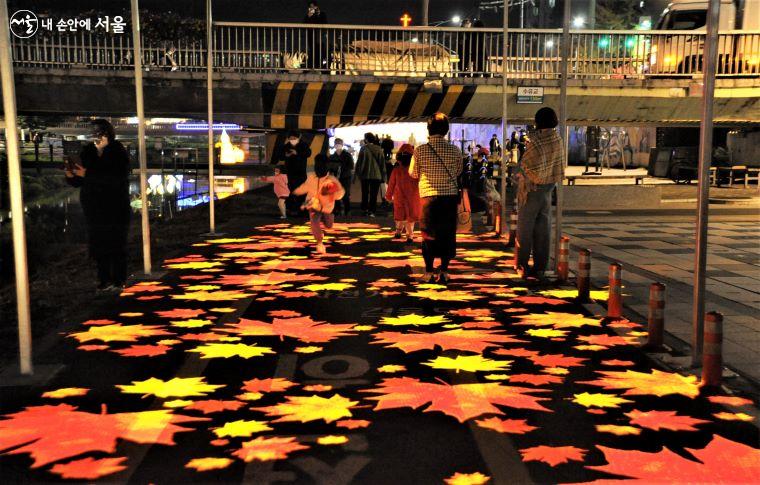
top-left (11, 24), bottom-right (760, 78)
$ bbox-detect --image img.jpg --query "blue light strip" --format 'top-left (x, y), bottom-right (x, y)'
top-left (175, 123), bottom-right (241, 131)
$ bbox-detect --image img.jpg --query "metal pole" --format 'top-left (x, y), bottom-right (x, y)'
top-left (206, 0), bottom-right (216, 234)
top-left (422, 0), bottom-right (429, 26)
top-left (0, 0), bottom-right (33, 375)
top-left (500, 0), bottom-right (508, 235)
top-left (130, 0), bottom-right (152, 275)
top-left (556, 0), bottom-right (570, 273)
top-left (692, 0), bottom-right (721, 367)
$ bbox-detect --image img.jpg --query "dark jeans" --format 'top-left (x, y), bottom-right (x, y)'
top-left (96, 250), bottom-right (127, 286)
top-left (517, 183), bottom-right (554, 273)
top-left (338, 177), bottom-right (352, 214)
top-left (361, 179), bottom-right (381, 214)
top-left (420, 195), bottom-right (458, 272)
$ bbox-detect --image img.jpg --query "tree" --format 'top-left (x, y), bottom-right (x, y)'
top-left (595, 0), bottom-right (643, 29)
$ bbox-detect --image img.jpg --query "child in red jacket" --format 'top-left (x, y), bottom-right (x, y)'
top-left (385, 144), bottom-right (420, 243)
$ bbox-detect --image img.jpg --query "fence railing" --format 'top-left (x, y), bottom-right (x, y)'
top-left (11, 24), bottom-right (760, 79)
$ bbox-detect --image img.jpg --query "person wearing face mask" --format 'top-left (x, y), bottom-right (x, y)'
top-left (64, 119), bottom-right (131, 292)
top-left (329, 138), bottom-right (355, 216)
top-left (354, 132), bottom-right (386, 217)
top-left (293, 154), bottom-right (344, 255)
top-left (276, 130), bottom-right (312, 215)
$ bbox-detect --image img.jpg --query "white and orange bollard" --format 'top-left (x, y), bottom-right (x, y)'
top-left (645, 283), bottom-right (666, 350)
top-left (607, 263), bottom-right (623, 319)
top-left (701, 311), bottom-right (723, 388)
top-left (507, 209), bottom-right (518, 247)
top-left (577, 249), bottom-right (591, 301)
top-left (557, 236), bottom-right (570, 283)
top-left (493, 201), bottom-right (502, 235)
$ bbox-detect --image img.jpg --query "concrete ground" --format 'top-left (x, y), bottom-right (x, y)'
top-left (0, 214), bottom-right (758, 483)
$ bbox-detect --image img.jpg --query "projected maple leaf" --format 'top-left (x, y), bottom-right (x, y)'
top-left (475, 417), bottom-right (536, 434)
top-left (184, 400), bottom-right (245, 414)
top-left (241, 378), bottom-right (296, 394)
top-left (214, 420), bottom-right (272, 438)
top-left (0, 404), bottom-right (206, 467)
top-left (529, 354), bottom-right (587, 368)
top-left (408, 289), bottom-right (483, 301)
top-left (512, 295), bottom-right (569, 306)
top-left (577, 334), bottom-right (637, 347)
top-left (625, 410), bottom-right (709, 431)
top-left (424, 355), bottom-right (512, 373)
top-left (572, 392), bottom-right (633, 409)
top-left (189, 343), bottom-right (274, 359)
top-left (155, 309), bottom-right (206, 319)
top-left (580, 369), bottom-right (701, 398)
top-left (588, 435), bottom-right (760, 482)
top-left (233, 437), bottom-right (309, 462)
top-left (225, 316), bottom-right (356, 343)
top-left (253, 394), bottom-right (358, 423)
top-left (185, 457), bottom-right (233, 471)
top-left (516, 312), bottom-right (600, 329)
top-left (216, 272), bottom-right (326, 286)
top-left (364, 377), bottom-right (550, 422)
top-left (444, 471), bottom-right (491, 485)
top-left (508, 374), bottom-right (563, 386)
top-left (69, 324), bottom-right (172, 343)
top-left (172, 290), bottom-right (251, 302)
top-left (449, 308), bottom-right (492, 318)
top-left (373, 329), bottom-right (523, 354)
top-left (595, 424), bottom-right (642, 436)
top-left (521, 445), bottom-right (587, 466)
top-left (378, 314), bottom-right (450, 326)
top-left (114, 344), bottom-right (171, 357)
top-left (49, 456), bottom-right (127, 480)
top-left (41, 388), bottom-right (89, 399)
top-left (117, 377), bottom-right (224, 398)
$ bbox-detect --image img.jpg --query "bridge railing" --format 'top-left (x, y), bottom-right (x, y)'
top-left (11, 24), bottom-right (760, 78)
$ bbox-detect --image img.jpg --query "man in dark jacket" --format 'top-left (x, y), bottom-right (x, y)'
top-left (329, 138), bottom-right (354, 215)
top-left (65, 119), bottom-right (131, 291)
top-left (354, 132), bottom-right (386, 217)
top-left (276, 130), bottom-right (312, 214)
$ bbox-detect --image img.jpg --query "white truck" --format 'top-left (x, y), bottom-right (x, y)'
top-left (650, 0), bottom-right (759, 75)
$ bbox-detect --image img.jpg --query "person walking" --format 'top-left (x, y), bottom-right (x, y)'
top-left (64, 119), bottom-right (131, 292)
top-left (489, 134), bottom-right (501, 158)
top-left (515, 107), bottom-right (565, 280)
top-left (276, 130), bottom-right (311, 215)
top-left (354, 132), bottom-right (386, 217)
top-left (329, 138), bottom-right (354, 215)
top-left (385, 144), bottom-right (420, 243)
top-left (259, 166), bottom-right (290, 219)
top-left (293, 154), bottom-right (344, 255)
top-left (410, 113), bottom-right (463, 284)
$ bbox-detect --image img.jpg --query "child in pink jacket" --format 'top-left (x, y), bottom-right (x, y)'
top-left (385, 144), bottom-right (420, 243)
top-left (259, 166), bottom-right (289, 219)
top-left (293, 155), bottom-right (345, 255)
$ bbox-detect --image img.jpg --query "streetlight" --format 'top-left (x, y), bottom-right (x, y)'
top-left (572, 16), bottom-right (585, 28)
top-left (546, 39), bottom-right (555, 48)
top-left (452, 15), bottom-right (461, 24)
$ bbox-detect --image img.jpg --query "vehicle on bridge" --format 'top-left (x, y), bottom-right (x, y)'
top-left (651, 0), bottom-right (760, 75)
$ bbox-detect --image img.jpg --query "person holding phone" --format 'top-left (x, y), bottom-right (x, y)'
top-left (65, 119), bottom-right (131, 292)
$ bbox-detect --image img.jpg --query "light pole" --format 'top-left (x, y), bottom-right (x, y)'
top-left (0, 0), bottom-right (33, 375)
top-left (556, 0), bottom-right (571, 272)
top-left (500, 0), bottom-right (508, 236)
top-left (422, 0), bottom-right (429, 28)
top-left (206, 0), bottom-right (217, 234)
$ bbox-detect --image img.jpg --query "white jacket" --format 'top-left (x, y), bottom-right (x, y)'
top-left (293, 174), bottom-right (345, 214)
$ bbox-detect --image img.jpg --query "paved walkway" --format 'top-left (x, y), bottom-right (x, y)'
top-left (563, 215), bottom-right (760, 383)
top-left (1, 220), bottom-right (758, 483)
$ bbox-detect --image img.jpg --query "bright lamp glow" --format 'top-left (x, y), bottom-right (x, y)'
top-left (176, 122), bottom-right (241, 132)
top-left (452, 15), bottom-right (461, 23)
top-left (572, 16), bottom-right (585, 28)
top-left (545, 40), bottom-right (555, 48)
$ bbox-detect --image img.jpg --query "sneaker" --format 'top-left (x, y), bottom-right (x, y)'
top-left (315, 243), bottom-right (327, 254)
top-left (406, 237), bottom-right (414, 244)
top-left (279, 215), bottom-right (287, 219)
top-left (394, 232), bottom-right (402, 239)
top-left (437, 272), bottom-right (450, 285)
top-left (368, 213), bottom-right (376, 218)
top-left (418, 272), bottom-right (436, 283)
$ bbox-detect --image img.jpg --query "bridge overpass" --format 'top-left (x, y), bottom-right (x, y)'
top-left (8, 24), bottom-right (760, 128)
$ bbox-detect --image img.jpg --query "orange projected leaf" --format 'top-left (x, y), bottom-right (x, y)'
top-left (233, 436), bottom-right (309, 462)
top-left (529, 354), bottom-right (587, 368)
top-left (216, 272), bottom-right (326, 287)
top-left (79, 344), bottom-right (109, 351)
top-left (475, 417), bottom-right (536, 434)
top-left (449, 308), bottom-right (492, 318)
top-left (0, 404), bottom-right (206, 467)
top-left (276, 291), bottom-right (318, 298)
top-left (625, 410), bottom-right (709, 431)
top-left (336, 419), bottom-right (371, 429)
top-left (252, 394), bottom-right (358, 423)
top-left (123, 282), bottom-right (172, 293)
top-left (179, 332), bottom-right (225, 342)
top-left (407, 289), bottom-right (483, 301)
top-left (364, 377), bottom-right (550, 423)
top-left (156, 308), bottom-right (206, 319)
top-left (113, 344), bottom-right (171, 357)
top-left (517, 312), bottom-right (600, 329)
top-left (462, 321), bottom-right (501, 329)
top-left (268, 310), bottom-right (302, 318)
top-left (601, 359), bottom-right (634, 367)
top-left (492, 348), bottom-right (539, 358)
top-left (225, 316), bottom-right (356, 343)
top-left (41, 388), bottom-right (89, 399)
top-left (373, 329), bottom-right (525, 354)
top-left (588, 435), bottom-right (760, 482)
top-left (82, 319), bottom-right (116, 326)
top-left (508, 374), bottom-right (563, 386)
top-left (707, 395), bottom-right (753, 407)
top-left (242, 378), bottom-right (296, 394)
top-left (444, 471), bottom-right (491, 485)
top-left (185, 457), bottom-right (233, 471)
top-left (595, 424), bottom-right (642, 436)
top-left (520, 445), bottom-right (587, 466)
top-left (513, 295), bottom-right (569, 306)
top-left (260, 258), bottom-right (343, 271)
top-left (172, 290), bottom-right (250, 302)
top-left (49, 456), bottom-right (127, 479)
top-left (185, 400), bottom-right (245, 414)
top-left (69, 324), bottom-right (172, 343)
top-left (580, 369), bottom-right (700, 398)
top-left (577, 334), bottom-right (636, 347)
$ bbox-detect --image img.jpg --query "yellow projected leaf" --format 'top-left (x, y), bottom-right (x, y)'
top-left (424, 355), bottom-right (512, 373)
top-left (379, 314), bottom-right (450, 326)
top-left (42, 388), bottom-right (89, 399)
top-left (596, 424), bottom-right (642, 436)
top-left (300, 283), bottom-right (354, 292)
top-left (185, 457), bottom-right (233, 471)
top-left (117, 377), bottom-right (224, 398)
top-left (253, 394), bottom-right (357, 424)
top-left (189, 343), bottom-right (274, 359)
top-left (171, 319), bottom-right (214, 328)
top-left (573, 392), bottom-right (633, 408)
top-left (214, 420), bottom-right (272, 438)
top-left (526, 328), bottom-right (568, 338)
top-left (317, 435), bottom-right (348, 445)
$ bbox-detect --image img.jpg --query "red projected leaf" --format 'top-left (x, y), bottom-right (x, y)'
top-left (242, 378), bottom-right (296, 394)
top-left (509, 374), bottom-right (563, 386)
top-left (588, 435), bottom-right (760, 482)
top-left (185, 400), bottom-right (245, 414)
top-left (513, 295), bottom-right (569, 306)
top-left (49, 456), bottom-right (127, 479)
top-left (268, 310), bottom-right (302, 318)
top-left (601, 359), bottom-right (634, 367)
top-left (233, 436), bottom-right (309, 462)
top-left (625, 410), bottom-right (709, 432)
top-left (707, 395), bottom-right (753, 407)
top-left (373, 329), bottom-right (525, 354)
top-left (82, 319), bottom-right (116, 326)
top-left (475, 417), bottom-right (536, 434)
top-left (363, 377), bottom-right (550, 423)
top-left (529, 354), bottom-right (587, 368)
top-left (0, 404), bottom-right (207, 467)
top-left (579, 369), bottom-right (700, 398)
top-left (461, 321), bottom-right (501, 329)
top-left (226, 316), bottom-right (356, 343)
top-left (521, 445), bottom-right (587, 466)
top-left (336, 419), bottom-right (371, 429)
top-left (123, 282), bottom-right (171, 293)
top-left (449, 308), bottom-right (492, 318)
top-left (113, 344), bottom-right (171, 357)
top-left (156, 309), bottom-right (205, 319)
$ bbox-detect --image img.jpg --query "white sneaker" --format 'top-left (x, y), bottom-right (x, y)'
top-left (315, 243), bottom-right (327, 254)
top-left (279, 215), bottom-right (287, 219)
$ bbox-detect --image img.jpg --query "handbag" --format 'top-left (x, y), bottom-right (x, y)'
top-left (427, 143), bottom-right (472, 233)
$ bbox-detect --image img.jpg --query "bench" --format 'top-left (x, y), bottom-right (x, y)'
top-left (714, 165), bottom-right (760, 188)
top-left (566, 174), bottom-right (645, 186)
